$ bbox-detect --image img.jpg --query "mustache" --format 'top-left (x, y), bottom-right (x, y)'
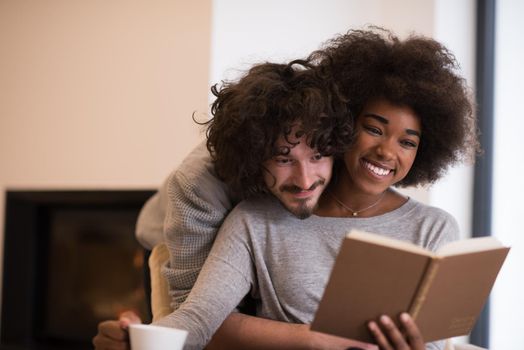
top-left (280, 179), bottom-right (326, 194)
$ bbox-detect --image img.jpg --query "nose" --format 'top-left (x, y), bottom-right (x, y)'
top-left (376, 139), bottom-right (395, 160)
top-left (293, 162), bottom-right (316, 190)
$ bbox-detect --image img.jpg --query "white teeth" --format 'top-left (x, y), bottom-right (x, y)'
top-left (364, 161), bottom-right (391, 176)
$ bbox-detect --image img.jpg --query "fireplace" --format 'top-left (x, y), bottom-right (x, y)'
top-left (1, 190), bottom-right (155, 350)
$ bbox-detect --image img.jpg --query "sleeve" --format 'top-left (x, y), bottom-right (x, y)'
top-left (425, 339), bottom-right (445, 350)
top-left (161, 142), bottom-right (236, 310)
top-left (422, 206), bottom-right (460, 252)
top-left (135, 179), bottom-right (169, 250)
top-left (155, 207), bottom-right (255, 350)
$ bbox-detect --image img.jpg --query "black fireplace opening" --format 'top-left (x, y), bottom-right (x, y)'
top-left (1, 190), bottom-right (155, 350)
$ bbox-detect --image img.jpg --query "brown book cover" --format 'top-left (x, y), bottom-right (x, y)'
top-left (311, 230), bottom-right (510, 343)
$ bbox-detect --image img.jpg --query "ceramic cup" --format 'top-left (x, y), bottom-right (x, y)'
top-left (128, 324), bottom-right (188, 350)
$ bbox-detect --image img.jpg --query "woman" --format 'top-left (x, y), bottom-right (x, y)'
top-left (311, 27), bottom-right (479, 349)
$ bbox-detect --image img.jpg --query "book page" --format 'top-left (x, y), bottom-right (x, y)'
top-left (413, 247), bottom-right (510, 341)
top-left (437, 236), bottom-right (503, 256)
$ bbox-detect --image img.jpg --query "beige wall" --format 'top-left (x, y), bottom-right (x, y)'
top-left (0, 0), bottom-right (212, 295)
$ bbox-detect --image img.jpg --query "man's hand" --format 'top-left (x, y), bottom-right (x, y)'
top-left (92, 311), bottom-right (142, 350)
top-left (368, 313), bottom-right (425, 350)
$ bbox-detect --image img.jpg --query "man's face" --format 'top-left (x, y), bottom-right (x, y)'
top-left (262, 130), bottom-right (333, 219)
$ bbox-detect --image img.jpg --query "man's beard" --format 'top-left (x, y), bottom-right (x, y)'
top-left (288, 199), bottom-right (317, 219)
top-left (279, 179), bottom-right (325, 219)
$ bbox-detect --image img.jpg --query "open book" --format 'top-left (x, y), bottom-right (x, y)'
top-left (311, 230), bottom-right (510, 343)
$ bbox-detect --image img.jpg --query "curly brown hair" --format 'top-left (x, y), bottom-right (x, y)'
top-left (205, 60), bottom-right (353, 198)
top-left (311, 27), bottom-right (480, 187)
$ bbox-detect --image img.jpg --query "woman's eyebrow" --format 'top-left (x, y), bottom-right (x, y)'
top-left (364, 113), bottom-right (388, 124)
top-left (364, 113), bottom-right (421, 138)
top-left (406, 129), bottom-right (421, 138)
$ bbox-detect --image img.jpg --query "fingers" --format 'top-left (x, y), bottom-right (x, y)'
top-left (398, 313), bottom-right (424, 349)
top-left (119, 310), bottom-right (142, 330)
top-left (92, 313), bottom-right (141, 350)
top-left (368, 317), bottom-right (397, 350)
top-left (92, 332), bottom-right (131, 350)
top-left (92, 311), bottom-right (141, 350)
top-left (93, 320), bottom-right (131, 350)
top-left (368, 313), bottom-right (425, 350)
top-left (98, 320), bottom-right (129, 341)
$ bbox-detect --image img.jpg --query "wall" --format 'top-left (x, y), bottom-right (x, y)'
top-left (430, 0), bottom-right (476, 241)
top-left (211, 0), bottom-right (435, 84)
top-left (0, 0), bottom-right (212, 310)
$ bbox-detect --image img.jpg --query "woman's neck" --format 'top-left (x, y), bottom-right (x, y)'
top-left (315, 178), bottom-right (406, 218)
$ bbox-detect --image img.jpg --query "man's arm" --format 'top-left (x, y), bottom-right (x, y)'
top-left (135, 179), bottom-right (169, 250)
top-left (161, 142), bottom-right (236, 310)
top-left (93, 143), bottom-right (228, 350)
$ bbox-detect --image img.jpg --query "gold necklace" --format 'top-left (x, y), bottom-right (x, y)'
top-left (329, 190), bottom-right (387, 217)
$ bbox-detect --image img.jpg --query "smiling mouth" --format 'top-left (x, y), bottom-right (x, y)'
top-left (281, 180), bottom-right (325, 195)
top-left (291, 190), bottom-right (315, 199)
top-left (362, 159), bottom-right (392, 177)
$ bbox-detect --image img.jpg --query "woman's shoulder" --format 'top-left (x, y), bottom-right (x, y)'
top-left (404, 198), bottom-right (460, 247)
top-left (404, 198), bottom-right (456, 221)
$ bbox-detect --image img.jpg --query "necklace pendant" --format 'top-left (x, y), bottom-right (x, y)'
top-left (329, 190), bottom-right (387, 218)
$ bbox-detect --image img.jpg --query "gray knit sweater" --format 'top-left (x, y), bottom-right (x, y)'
top-left (159, 143), bottom-right (236, 310)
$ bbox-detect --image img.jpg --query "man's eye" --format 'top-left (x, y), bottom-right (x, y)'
top-left (275, 158), bottom-right (291, 164)
top-left (312, 154), bottom-right (323, 161)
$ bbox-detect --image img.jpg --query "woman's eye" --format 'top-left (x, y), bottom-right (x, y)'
top-left (364, 125), bottom-right (382, 135)
top-left (401, 140), bottom-right (418, 148)
top-left (312, 154), bottom-right (323, 161)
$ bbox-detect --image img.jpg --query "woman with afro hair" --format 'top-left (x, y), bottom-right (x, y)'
top-left (307, 27), bottom-right (480, 349)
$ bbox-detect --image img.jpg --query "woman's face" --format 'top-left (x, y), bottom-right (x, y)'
top-left (343, 98), bottom-right (421, 196)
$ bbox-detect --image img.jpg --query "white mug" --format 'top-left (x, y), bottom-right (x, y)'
top-left (128, 324), bottom-right (188, 350)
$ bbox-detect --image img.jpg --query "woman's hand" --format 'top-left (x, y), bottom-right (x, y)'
top-left (367, 313), bottom-right (425, 350)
